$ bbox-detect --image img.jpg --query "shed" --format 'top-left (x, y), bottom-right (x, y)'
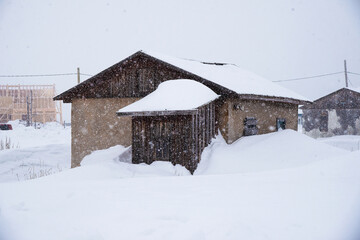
top-left (301, 87), bottom-right (360, 138)
top-left (117, 79), bottom-right (218, 173)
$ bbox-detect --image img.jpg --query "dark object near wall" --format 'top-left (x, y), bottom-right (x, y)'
top-left (276, 118), bottom-right (286, 130)
top-left (243, 117), bottom-right (258, 136)
top-left (0, 124), bottom-right (12, 130)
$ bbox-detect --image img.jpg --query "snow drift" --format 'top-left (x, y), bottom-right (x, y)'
top-left (1, 128), bottom-right (360, 240)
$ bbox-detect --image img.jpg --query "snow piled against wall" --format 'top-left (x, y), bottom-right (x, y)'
top-left (196, 129), bottom-right (347, 174)
top-left (1, 129), bottom-right (360, 240)
top-left (75, 129), bottom-right (348, 178)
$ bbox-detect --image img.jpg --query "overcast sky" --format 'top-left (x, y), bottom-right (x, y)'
top-left (1, 0), bottom-right (360, 121)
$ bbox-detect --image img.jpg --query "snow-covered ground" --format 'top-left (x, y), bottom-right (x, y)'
top-left (0, 123), bottom-right (360, 240)
top-left (0, 121), bottom-right (70, 182)
top-left (317, 135), bottom-right (360, 152)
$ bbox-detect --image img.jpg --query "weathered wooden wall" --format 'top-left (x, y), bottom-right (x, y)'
top-left (131, 102), bottom-right (216, 173)
top-left (193, 102), bottom-right (216, 165)
top-left (302, 88), bottom-right (360, 110)
top-left (302, 89), bottom-right (360, 138)
top-left (59, 54), bottom-right (218, 103)
top-left (67, 56), bottom-right (202, 167)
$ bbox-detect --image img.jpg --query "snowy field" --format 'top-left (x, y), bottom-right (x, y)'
top-left (0, 122), bottom-right (360, 240)
top-left (0, 121), bottom-right (70, 182)
top-left (317, 135), bottom-right (360, 152)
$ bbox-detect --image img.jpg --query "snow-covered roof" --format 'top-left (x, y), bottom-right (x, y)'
top-left (348, 87), bottom-right (360, 94)
top-left (117, 79), bottom-right (219, 114)
top-left (141, 50), bottom-right (309, 102)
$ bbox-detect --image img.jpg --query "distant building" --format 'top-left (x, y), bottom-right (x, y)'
top-left (301, 88), bottom-right (360, 138)
top-left (0, 85), bottom-right (62, 124)
top-left (54, 50), bottom-right (309, 172)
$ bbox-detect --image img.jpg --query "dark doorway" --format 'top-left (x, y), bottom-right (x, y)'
top-left (276, 118), bottom-right (286, 130)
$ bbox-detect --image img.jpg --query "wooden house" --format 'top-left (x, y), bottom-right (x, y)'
top-left (301, 88), bottom-right (360, 138)
top-left (54, 50), bottom-right (309, 170)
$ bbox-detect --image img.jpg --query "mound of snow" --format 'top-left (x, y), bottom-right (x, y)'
top-left (1, 149), bottom-right (360, 240)
top-left (317, 135), bottom-right (360, 152)
top-left (1, 129), bottom-right (360, 240)
top-left (118, 79), bottom-right (219, 113)
top-left (196, 129), bottom-right (347, 175)
top-left (48, 145), bottom-right (191, 181)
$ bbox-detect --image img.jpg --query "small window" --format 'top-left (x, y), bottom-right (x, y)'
top-left (244, 117), bottom-right (258, 136)
top-left (276, 118), bottom-right (286, 130)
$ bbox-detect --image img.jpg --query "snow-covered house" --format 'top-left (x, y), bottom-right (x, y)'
top-left (301, 87), bottom-right (360, 138)
top-left (54, 50), bottom-right (309, 168)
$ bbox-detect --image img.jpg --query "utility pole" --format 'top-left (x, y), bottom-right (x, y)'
top-left (26, 96), bottom-right (30, 127)
top-left (77, 67), bottom-right (80, 84)
top-left (30, 90), bottom-right (33, 126)
top-left (344, 60), bottom-right (349, 88)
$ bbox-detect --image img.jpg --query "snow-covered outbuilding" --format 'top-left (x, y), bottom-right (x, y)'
top-left (54, 50), bottom-right (309, 169)
top-left (117, 80), bottom-right (218, 173)
top-left (301, 87), bottom-right (360, 138)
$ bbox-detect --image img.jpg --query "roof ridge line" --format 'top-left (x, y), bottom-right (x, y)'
top-left (140, 50), bottom-right (237, 67)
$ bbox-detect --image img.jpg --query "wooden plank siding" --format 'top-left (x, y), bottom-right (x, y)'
top-left (302, 88), bottom-right (360, 136)
top-left (55, 51), bottom-right (308, 105)
top-left (131, 101), bottom-right (216, 173)
top-left (57, 53), bottom-right (218, 103)
top-left (301, 88), bottom-right (360, 110)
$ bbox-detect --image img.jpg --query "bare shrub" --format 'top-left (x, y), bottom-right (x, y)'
top-left (25, 162), bottom-right (63, 180)
top-left (0, 137), bottom-right (20, 150)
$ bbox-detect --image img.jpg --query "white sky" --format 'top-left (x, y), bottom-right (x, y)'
top-left (1, 0), bottom-right (360, 122)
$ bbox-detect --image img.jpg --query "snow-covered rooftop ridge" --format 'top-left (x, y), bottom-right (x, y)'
top-left (141, 50), bottom-right (310, 102)
top-left (117, 79), bottom-right (219, 113)
top-left (347, 87), bottom-right (360, 94)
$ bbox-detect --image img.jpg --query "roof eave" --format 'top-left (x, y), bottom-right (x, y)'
top-left (233, 94), bottom-right (311, 105)
top-left (117, 109), bottom-right (198, 117)
top-left (300, 87), bottom-right (360, 109)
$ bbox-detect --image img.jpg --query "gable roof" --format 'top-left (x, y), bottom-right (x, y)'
top-left (117, 79), bottom-right (219, 116)
top-left (141, 50), bottom-right (309, 102)
top-left (54, 50), bottom-right (309, 104)
top-left (301, 87), bottom-right (360, 109)
top-left (348, 87), bottom-right (360, 94)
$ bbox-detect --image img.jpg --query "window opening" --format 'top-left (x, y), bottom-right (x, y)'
top-left (276, 118), bottom-right (286, 130)
top-left (244, 117), bottom-right (258, 136)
